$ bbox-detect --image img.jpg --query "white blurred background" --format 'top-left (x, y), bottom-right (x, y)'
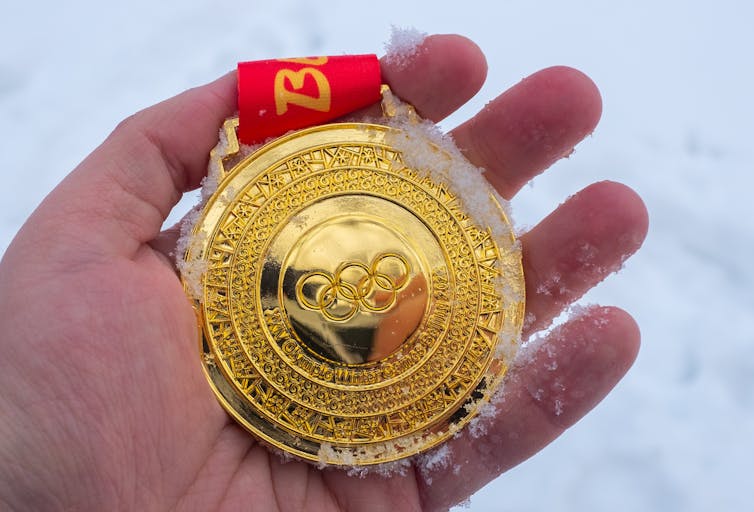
top-left (1, 1), bottom-right (752, 510)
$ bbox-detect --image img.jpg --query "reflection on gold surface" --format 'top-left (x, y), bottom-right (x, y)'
top-left (368, 272), bottom-right (427, 362)
top-left (269, 205), bottom-right (435, 365)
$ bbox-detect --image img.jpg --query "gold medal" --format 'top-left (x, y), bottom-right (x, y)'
top-left (181, 91), bottom-right (525, 466)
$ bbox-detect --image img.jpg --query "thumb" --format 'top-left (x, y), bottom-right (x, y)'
top-left (11, 72), bottom-right (237, 263)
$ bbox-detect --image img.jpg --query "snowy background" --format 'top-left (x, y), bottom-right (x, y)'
top-left (2, 0), bottom-right (752, 510)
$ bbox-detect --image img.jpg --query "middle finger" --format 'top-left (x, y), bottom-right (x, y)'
top-left (451, 65), bottom-right (603, 200)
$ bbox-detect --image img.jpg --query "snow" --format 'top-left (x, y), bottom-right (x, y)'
top-left (383, 25), bottom-right (427, 68)
top-left (2, 1), bottom-right (753, 510)
top-left (175, 205), bottom-right (206, 300)
top-left (382, 88), bottom-right (520, 249)
top-left (417, 444), bottom-right (453, 485)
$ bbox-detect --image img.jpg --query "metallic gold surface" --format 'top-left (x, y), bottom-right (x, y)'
top-left (184, 119), bottom-right (524, 466)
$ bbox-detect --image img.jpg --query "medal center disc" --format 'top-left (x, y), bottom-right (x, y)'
top-left (260, 195), bottom-right (436, 365)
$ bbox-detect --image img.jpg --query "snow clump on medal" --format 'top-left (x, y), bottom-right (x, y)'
top-left (381, 88), bottom-right (524, 307)
top-left (176, 123), bottom-right (258, 300)
top-left (176, 206), bottom-right (208, 301)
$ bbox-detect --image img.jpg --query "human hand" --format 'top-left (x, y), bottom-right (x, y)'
top-left (0, 34), bottom-right (647, 511)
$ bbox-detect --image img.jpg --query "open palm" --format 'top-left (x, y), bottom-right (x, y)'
top-left (0, 35), bottom-right (647, 511)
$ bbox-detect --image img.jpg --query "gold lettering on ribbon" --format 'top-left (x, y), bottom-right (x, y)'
top-left (274, 57), bottom-right (331, 115)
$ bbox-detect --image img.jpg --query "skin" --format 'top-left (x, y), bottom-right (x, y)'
top-left (0, 34), bottom-right (648, 511)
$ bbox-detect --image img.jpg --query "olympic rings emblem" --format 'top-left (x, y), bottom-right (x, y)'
top-left (295, 253), bottom-right (411, 322)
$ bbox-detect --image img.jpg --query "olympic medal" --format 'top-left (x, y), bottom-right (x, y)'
top-left (182, 119), bottom-right (524, 466)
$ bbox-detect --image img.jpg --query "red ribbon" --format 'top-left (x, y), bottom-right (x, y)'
top-left (237, 54), bottom-right (382, 145)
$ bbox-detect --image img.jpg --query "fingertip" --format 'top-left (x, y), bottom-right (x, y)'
top-left (381, 33), bottom-right (488, 121)
top-left (527, 305), bottom-right (642, 429)
top-left (528, 66), bottom-right (603, 136)
top-left (421, 33), bottom-right (488, 96)
top-left (521, 180), bottom-right (649, 332)
top-left (574, 305), bottom-right (642, 371)
top-left (578, 180), bottom-right (650, 255)
top-left (451, 65), bottom-right (603, 198)
top-left (607, 306), bottom-right (642, 366)
top-left (417, 303), bottom-right (643, 510)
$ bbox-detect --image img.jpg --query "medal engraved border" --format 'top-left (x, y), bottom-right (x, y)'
top-left (197, 128), bottom-right (516, 455)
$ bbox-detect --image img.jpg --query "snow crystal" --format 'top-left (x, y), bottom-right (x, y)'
top-left (177, 254), bottom-right (208, 300)
top-left (568, 303), bottom-right (599, 321)
top-left (514, 329), bottom-right (547, 368)
top-left (272, 446), bottom-right (296, 465)
top-left (516, 302), bottom-right (600, 367)
top-left (535, 271), bottom-right (562, 296)
top-left (383, 25), bottom-right (427, 68)
top-left (317, 443), bottom-right (360, 472)
top-left (174, 122), bottom-right (236, 300)
top-left (576, 242), bottom-right (599, 265)
top-left (510, 303), bottom-right (617, 420)
top-left (417, 444), bottom-right (453, 485)
top-left (176, 122), bottom-right (262, 301)
top-left (316, 439), bottom-right (419, 477)
top-left (175, 205), bottom-right (207, 300)
top-left (371, 459), bottom-right (412, 478)
top-left (523, 312), bottom-right (537, 331)
top-left (175, 210), bottom-right (211, 301)
top-left (455, 497), bottom-right (472, 509)
top-left (201, 125), bottom-right (230, 202)
top-left (466, 394), bottom-right (500, 439)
